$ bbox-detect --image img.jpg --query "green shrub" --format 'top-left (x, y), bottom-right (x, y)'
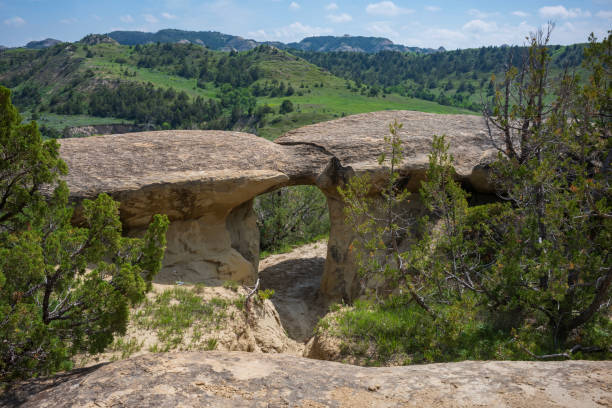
top-left (257, 289), bottom-right (275, 301)
top-left (255, 185), bottom-right (329, 255)
top-left (0, 87), bottom-right (169, 381)
top-left (330, 296), bottom-right (517, 365)
top-left (337, 31), bottom-right (611, 362)
top-left (279, 99), bottom-right (294, 114)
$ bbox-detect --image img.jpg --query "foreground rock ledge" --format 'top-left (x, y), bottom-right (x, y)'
top-left (4, 352), bottom-right (611, 407)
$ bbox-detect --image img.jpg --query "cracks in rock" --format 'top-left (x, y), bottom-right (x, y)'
top-left (320, 157), bottom-right (354, 188)
top-left (276, 140), bottom-right (356, 190)
top-left (275, 140), bottom-right (335, 158)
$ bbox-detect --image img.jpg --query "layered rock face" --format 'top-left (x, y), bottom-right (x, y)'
top-left (58, 111), bottom-right (498, 298)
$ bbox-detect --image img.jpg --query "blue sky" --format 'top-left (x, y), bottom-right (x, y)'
top-left (1, 1), bottom-right (610, 48)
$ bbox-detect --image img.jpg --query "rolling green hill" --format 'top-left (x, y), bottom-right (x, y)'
top-left (0, 40), bottom-right (471, 140)
top-left (285, 35), bottom-right (439, 53)
top-left (107, 29), bottom-right (259, 51)
top-left (290, 43), bottom-right (586, 112)
top-left (105, 29), bottom-right (437, 54)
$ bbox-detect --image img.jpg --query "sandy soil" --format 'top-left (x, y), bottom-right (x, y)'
top-left (259, 240), bottom-right (330, 343)
top-left (76, 241), bottom-right (329, 367)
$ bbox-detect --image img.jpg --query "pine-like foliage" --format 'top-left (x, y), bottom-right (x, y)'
top-left (0, 86), bottom-right (169, 381)
top-left (339, 29), bottom-right (610, 359)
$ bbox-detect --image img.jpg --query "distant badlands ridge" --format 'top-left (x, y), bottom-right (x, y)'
top-left (7, 29), bottom-right (445, 54)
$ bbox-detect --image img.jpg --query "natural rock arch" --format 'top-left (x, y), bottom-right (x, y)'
top-left (59, 111), bottom-right (498, 302)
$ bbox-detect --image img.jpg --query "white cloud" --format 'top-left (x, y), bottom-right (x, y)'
top-left (596, 10), bottom-right (612, 18)
top-left (119, 14), bottom-right (134, 23)
top-left (248, 29), bottom-right (268, 38)
top-left (462, 19), bottom-right (498, 33)
top-left (467, 9), bottom-right (499, 19)
top-left (327, 13), bottom-right (352, 23)
top-left (552, 19), bottom-right (607, 44)
top-left (3, 16), bottom-right (25, 27)
top-left (512, 11), bottom-right (529, 17)
top-left (290, 2), bottom-right (300, 10)
top-left (143, 14), bottom-right (159, 23)
top-left (401, 15), bottom-right (604, 49)
top-left (425, 6), bottom-right (441, 12)
top-left (366, 21), bottom-right (399, 38)
top-left (539, 6), bottom-right (591, 19)
top-left (91, 14), bottom-right (102, 21)
top-left (366, 1), bottom-right (413, 17)
top-left (562, 21), bottom-right (576, 31)
top-left (248, 22), bottom-right (333, 42)
top-left (60, 17), bottom-right (77, 24)
top-left (161, 12), bottom-right (177, 20)
top-left (326, 2), bottom-right (338, 11)
top-left (408, 27), bottom-right (466, 48)
top-left (422, 20), bottom-right (535, 48)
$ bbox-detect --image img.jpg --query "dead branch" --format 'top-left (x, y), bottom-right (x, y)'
top-left (244, 277), bottom-right (260, 324)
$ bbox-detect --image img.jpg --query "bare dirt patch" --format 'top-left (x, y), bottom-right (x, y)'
top-left (259, 240), bottom-right (330, 343)
top-left (76, 283), bottom-right (302, 368)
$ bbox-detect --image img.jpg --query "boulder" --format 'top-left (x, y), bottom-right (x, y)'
top-left (58, 111), bottom-right (499, 297)
top-left (5, 352), bottom-right (611, 407)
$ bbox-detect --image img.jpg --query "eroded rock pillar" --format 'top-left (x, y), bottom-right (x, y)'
top-left (318, 163), bottom-right (428, 302)
top-left (115, 171), bottom-right (288, 285)
top-left (161, 210), bottom-right (258, 285)
top-left (320, 194), bottom-right (360, 301)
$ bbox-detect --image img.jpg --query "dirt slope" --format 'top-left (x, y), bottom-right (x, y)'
top-left (259, 241), bottom-right (329, 344)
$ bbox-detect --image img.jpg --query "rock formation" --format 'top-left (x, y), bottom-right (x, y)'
top-left (277, 111), bottom-right (498, 299)
top-left (58, 111), bottom-right (498, 299)
top-left (33, 112), bottom-right (610, 408)
top-left (5, 351), bottom-right (611, 407)
top-left (62, 123), bottom-right (153, 138)
top-left (78, 34), bottom-right (119, 46)
top-left (60, 130), bottom-right (300, 285)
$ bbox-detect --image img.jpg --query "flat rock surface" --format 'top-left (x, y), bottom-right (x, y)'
top-left (58, 130), bottom-right (320, 199)
top-left (277, 111), bottom-right (498, 190)
top-left (58, 111), bottom-right (500, 199)
top-left (4, 352), bottom-right (611, 407)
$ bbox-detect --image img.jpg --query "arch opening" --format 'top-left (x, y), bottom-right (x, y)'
top-left (254, 185), bottom-right (330, 342)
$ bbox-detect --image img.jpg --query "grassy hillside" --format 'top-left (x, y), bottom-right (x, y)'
top-left (291, 44), bottom-right (586, 112)
top-left (0, 41), bottom-right (471, 140)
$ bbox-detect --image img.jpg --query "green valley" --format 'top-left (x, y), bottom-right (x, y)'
top-left (0, 37), bottom-right (472, 140)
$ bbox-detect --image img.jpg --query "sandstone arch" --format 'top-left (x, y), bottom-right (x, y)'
top-left (59, 111), bottom-right (498, 301)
